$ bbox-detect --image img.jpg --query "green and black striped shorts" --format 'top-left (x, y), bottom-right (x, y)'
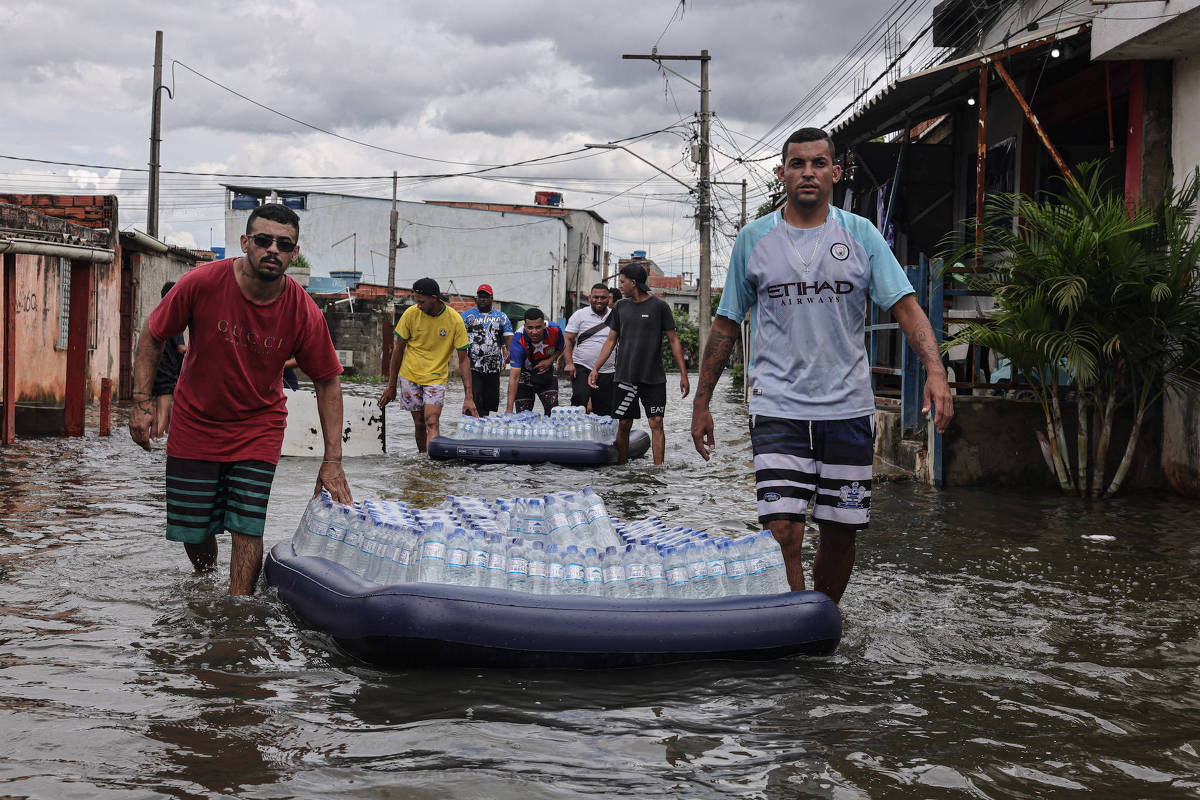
top-left (165, 457), bottom-right (277, 543)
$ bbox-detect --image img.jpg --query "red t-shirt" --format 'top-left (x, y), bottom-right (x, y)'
top-left (149, 259), bottom-right (342, 464)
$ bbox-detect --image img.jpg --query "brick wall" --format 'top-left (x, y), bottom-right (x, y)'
top-left (0, 194), bottom-right (117, 248)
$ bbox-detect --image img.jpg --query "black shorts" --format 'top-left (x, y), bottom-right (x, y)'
top-left (471, 370), bottom-right (501, 414)
top-left (571, 366), bottom-right (615, 416)
top-left (515, 383), bottom-right (559, 414)
top-left (749, 414), bottom-right (874, 529)
top-left (613, 380), bottom-right (667, 420)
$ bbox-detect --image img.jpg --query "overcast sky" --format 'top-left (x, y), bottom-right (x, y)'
top-left (0, 0), bottom-right (940, 281)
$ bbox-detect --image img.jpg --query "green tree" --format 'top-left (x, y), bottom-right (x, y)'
top-left (663, 308), bottom-right (698, 373)
top-left (944, 162), bottom-right (1200, 496)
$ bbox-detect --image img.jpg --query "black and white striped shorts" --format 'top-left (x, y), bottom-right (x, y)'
top-left (749, 414), bottom-right (874, 529)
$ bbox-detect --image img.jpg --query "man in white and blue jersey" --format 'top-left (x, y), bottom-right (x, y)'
top-left (690, 127), bottom-right (953, 604)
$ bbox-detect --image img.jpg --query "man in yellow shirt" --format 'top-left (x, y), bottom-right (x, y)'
top-left (378, 277), bottom-right (477, 453)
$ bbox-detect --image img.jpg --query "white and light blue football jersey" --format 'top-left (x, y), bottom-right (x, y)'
top-left (718, 206), bottom-right (914, 421)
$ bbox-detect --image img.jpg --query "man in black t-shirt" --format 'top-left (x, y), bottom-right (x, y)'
top-left (589, 263), bottom-right (689, 464)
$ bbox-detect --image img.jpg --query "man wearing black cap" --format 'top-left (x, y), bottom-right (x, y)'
top-left (588, 262), bottom-right (689, 465)
top-left (378, 277), bottom-right (476, 453)
top-left (461, 283), bottom-right (513, 416)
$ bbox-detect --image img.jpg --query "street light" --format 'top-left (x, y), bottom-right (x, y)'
top-left (584, 143), bottom-right (696, 193)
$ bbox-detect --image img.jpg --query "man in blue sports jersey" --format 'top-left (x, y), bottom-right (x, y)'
top-left (690, 127), bottom-right (953, 604)
top-left (505, 307), bottom-right (565, 415)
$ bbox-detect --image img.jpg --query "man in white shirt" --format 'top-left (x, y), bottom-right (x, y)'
top-left (563, 283), bottom-right (616, 415)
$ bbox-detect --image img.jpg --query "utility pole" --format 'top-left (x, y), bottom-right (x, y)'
top-left (387, 171), bottom-right (398, 302)
top-left (622, 49), bottom-right (712, 353)
top-left (147, 30), bottom-right (165, 238)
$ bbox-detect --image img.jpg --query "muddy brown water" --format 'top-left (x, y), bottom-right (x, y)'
top-left (1, 376), bottom-right (1198, 798)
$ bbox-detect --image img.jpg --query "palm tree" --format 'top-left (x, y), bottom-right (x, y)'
top-left (943, 162), bottom-right (1200, 496)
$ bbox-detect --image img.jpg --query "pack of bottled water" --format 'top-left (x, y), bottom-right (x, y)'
top-left (292, 487), bottom-right (791, 599)
top-left (454, 408), bottom-right (616, 443)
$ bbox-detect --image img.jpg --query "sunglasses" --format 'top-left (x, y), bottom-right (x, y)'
top-left (248, 233), bottom-right (297, 252)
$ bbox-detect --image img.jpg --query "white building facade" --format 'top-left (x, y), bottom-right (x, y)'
top-left (223, 187), bottom-right (581, 318)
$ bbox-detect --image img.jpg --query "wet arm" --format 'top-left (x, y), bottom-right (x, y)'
top-left (129, 322), bottom-right (164, 450)
top-left (890, 293), bottom-right (954, 432)
top-left (313, 375), bottom-right (352, 504)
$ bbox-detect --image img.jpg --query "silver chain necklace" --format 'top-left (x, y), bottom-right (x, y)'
top-left (785, 217), bottom-right (826, 270)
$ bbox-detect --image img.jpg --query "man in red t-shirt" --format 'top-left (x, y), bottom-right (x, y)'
top-left (128, 203), bottom-right (352, 595)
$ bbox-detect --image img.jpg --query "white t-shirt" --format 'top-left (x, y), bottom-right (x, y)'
top-left (564, 306), bottom-right (615, 373)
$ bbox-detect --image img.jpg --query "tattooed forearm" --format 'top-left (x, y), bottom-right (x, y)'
top-left (695, 328), bottom-right (736, 404)
top-left (894, 299), bottom-right (947, 378)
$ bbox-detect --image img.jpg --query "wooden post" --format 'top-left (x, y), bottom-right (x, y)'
top-left (992, 59), bottom-right (1078, 189)
top-left (975, 62), bottom-right (989, 254)
top-left (64, 261), bottom-right (91, 437)
top-left (381, 315), bottom-right (393, 377)
top-left (99, 377), bottom-right (111, 436)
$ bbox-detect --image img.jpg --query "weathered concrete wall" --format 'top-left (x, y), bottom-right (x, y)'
top-left (941, 397), bottom-right (1165, 491)
top-left (876, 397), bottom-right (1166, 492)
top-left (1162, 51), bottom-right (1200, 497)
top-left (132, 251), bottom-right (196, 342)
top-left (325, 307), bottom-right (386, 377)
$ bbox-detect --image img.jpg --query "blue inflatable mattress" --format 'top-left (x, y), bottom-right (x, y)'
top-left (427, 429), bottom-right (651, 465)
top-left (265, 541), bottom-right (842, 669)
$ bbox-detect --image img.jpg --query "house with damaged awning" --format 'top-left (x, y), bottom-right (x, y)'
top-left (827, 0), bottom-right (1200, 494)
top-left (0, 195), bottom-right (206, 443)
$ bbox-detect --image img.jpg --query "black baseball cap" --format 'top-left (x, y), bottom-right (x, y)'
top-left (411, 277), bottom-right (447, 300)
top-left (619, 262), bottom-right (650, 293)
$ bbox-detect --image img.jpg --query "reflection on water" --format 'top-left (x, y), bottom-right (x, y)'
top-left (2, 376), bottom-right (1199, 798)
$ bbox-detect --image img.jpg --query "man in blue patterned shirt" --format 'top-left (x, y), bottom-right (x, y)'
top-left (461, 284), bottom-right (513, 417)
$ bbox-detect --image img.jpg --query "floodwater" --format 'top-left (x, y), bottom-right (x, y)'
top-left (2, 375), bottom-right (1199, 799)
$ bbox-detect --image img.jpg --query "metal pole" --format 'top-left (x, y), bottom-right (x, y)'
top-left (741, 179), bottom-right (747, 229)
top-left (697, 49), bottom-right (712, 356)
top-left (147, 30), bottom-right (163, 238)
top-left (387, 171), bottom-right (397, 301)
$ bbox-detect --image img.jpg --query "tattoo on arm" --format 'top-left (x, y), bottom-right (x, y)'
top-left (696, 329), bottom-right (735, 403)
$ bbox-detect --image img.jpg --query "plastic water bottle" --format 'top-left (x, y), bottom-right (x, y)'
top-left (507, 499), bottom-right (526, 538)
top-left (742, 534), bottom-right (769, 595)
top-left (679, 544), bottom-right (715, 599)
top-left (720, 540), bottom-right (746, 595)
top-left (561, 545), bottom-right (587, 595)
top-left (662, 547), bottom-right (691, 598)
top-left (441, 527), bottom-right (471, 585)
top-left (543, 494), bottom-right (571, 541)
top-left (527, 540), bottom-right (549, 594)
top-left (622, 544), bottom-right (650, 598)
top-left (580, 487), bottom-right (618, 547)
top-left (523, 498), bottom-right (545, 537)
top-left (414, 522), bottom-right (449, 584)
top-left (563, 494), bottom-right (592, 548)
top-left (464, 531), bottom-right (491, 587)
top-left (760, 534), bottom-right (790, 593)
top-left (504, 537), bottom-right (530, 592)
top-left (642, 545), bottom-right (666, 598)
top-left (377, 524), bottom-right (419, 585)
top-left (484, 534), bottom-right (508, 588)
top-left (544, 543), bottom-right (565, 595)
top-left (295, 494), bottom-right (334, 557)
top-left (582, 546), bottom-right (604, 596)
top-left (601, 545), bottom-right (629, 598)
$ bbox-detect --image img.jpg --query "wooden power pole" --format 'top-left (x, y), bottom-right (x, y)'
top-left (622, 49), bottom-right (712, 353)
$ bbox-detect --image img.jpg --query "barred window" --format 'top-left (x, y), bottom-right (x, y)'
top-left (55, 258), bottom-right (70, 350)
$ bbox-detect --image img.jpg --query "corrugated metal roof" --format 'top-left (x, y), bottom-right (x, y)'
top-left (831, 21), bottom-right (1090, 149)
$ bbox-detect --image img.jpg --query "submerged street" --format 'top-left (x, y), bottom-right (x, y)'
top-left (1, 376), bottom-right (1198, 798)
